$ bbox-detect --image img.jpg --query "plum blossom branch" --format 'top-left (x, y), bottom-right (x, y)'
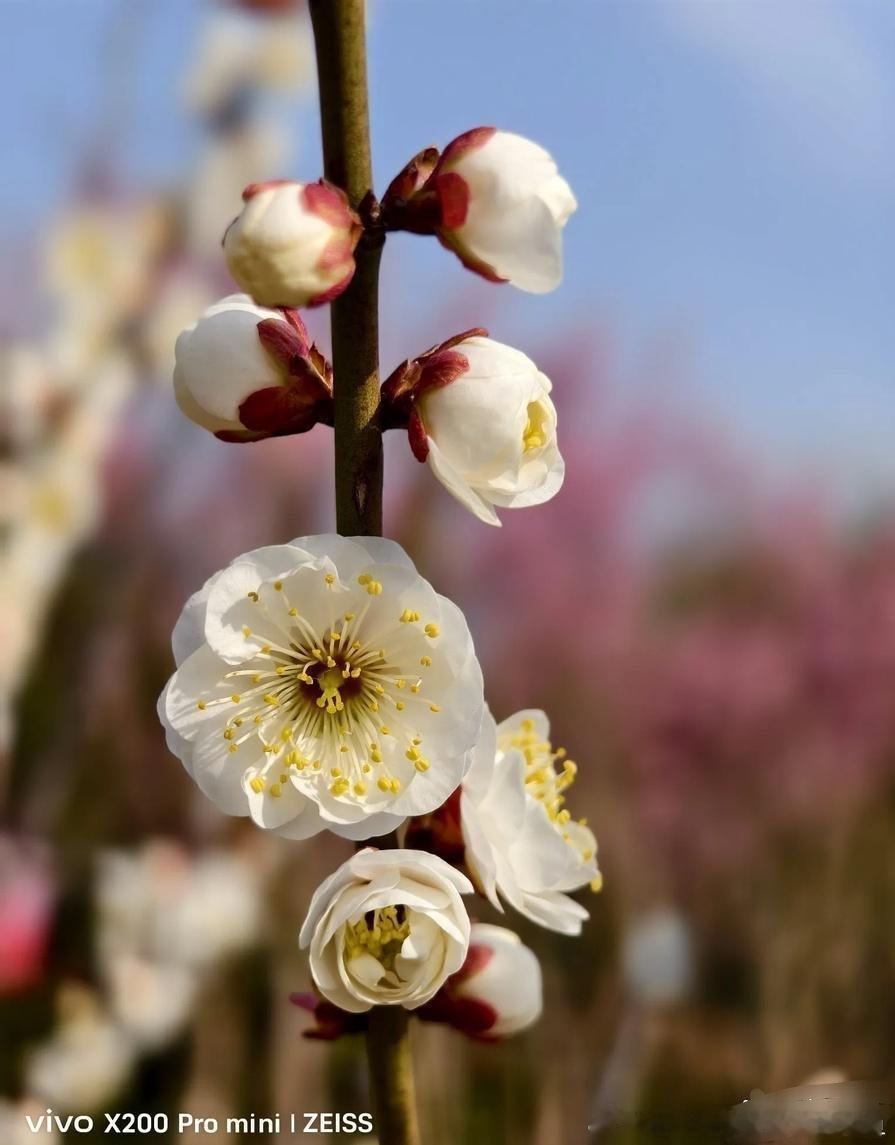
top-left (307, 2), bottom-right (417, 1140)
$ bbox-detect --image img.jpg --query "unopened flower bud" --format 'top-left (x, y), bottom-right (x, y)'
top-left (383, 331), bottom-right (564, 526)
top-left (173, 294), bottom-right (332, 442)
top-left (385, 129), bottom-right (576, 293)
top-left (223, 180), bottom-right (361, 308)
top-left (420, 924), bottom-right (543, 1039)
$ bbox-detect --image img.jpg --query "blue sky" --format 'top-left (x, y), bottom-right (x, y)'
top-left (2, 0), bottom-right (893, 507)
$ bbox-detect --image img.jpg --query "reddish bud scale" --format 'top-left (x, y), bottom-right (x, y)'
top-left (379, 329), bottom-right (488, 461)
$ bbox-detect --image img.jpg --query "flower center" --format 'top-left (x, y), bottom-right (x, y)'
top-left (197, 569), bottom-right (444, 804)
top-left (522, 401), bottom-right (549, 453)
top-left (345, 906), bottom-right (411, 973)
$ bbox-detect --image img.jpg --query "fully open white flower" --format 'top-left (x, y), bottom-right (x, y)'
top-left (461, 709), bottom-right (600, 936)
top-left (173, 294), bottom-right (332, 442)
top-left (299, 848), bottom-right (472, 1012)
top-left (429, 129), bottom-right (576, 293)
top-left (449, 923), bottom-right (543, 1037)
top-left (396, 333), bottom-right (563, 527)
top-left (159, 536), bottom-right (484, 841)
top-left (224, 180), bottom-right (361, 308)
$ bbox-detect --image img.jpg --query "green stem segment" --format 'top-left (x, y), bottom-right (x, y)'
top-left (365, 1007), bottom-right (421, 1145)
top-left (310, 0), bottom-right (384, 537)
top-left (309, 4), bottom-right (419, 1143)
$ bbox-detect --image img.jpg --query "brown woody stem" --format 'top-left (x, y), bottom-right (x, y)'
top-left (309, 4), bottom-right (419, 1143)
top-left (310, 0), bottom-right (383, 537)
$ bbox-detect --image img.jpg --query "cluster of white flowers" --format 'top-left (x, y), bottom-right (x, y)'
top-left (21, 839), bottom-right (267, 1117)
top-left (160, 71), bottom-right (596, 1043)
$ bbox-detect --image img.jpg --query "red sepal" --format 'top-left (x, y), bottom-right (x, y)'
top-left (289, 992), bottom-right (366, 1041)
top-left (431, 172), bottom-right (469, 230)
top-left (408, 411), bottom-right (429, 463)
top-left (382, 146), bottom-right (440, 211)
top-left (238, 385), bottom-right (327, 436)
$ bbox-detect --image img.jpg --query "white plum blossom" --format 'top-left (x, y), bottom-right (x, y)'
top-left (299, 848), bottom-right (472, 1012)
top-left (159, 536), bottom-right (484, 841)
top-left (25, 985), bottom-right (135, 1114)
top-left (448, 924), bottom-right (543, 1038)
top-left (223, 180), bottom-right (361, 308)
top-left (173, 294), bottom-right (332, 442)
top-left (424, 129), bottom-right (576, 292)
top-left (461, 709), bottom-right (600, 936)
top-left (384, 332), bottom-right (564, 526)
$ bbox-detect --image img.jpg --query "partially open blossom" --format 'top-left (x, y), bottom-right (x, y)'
top-left (299, 848), bottom-right (472, 1012)
top-left (159, 536), bottom-right (484, 841)
top-left (223, 180), bottom-right (361, 308)
top-left (420, 923), bottom-right (542, 1039)
top-left (461, 709), bottom-right (600, 935)
top-left (173, 294), bottom-right (332, 442)
top-left (383, 332), bottom-right (563, 526)
top-left (384, 129), bottom-right (576, 292)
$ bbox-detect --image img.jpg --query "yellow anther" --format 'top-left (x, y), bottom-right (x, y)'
top-left (395, 700), bottom-right (406, 712)
top-left (330, 767), bottom-right (342, 778)
top-left (357, 573), bottom-right (371, 585)
top-left (399, 609), bottom-right (420, 623)
top-left (269, 783), bottom-right (282, 799)
top-left (249, 777), bottom-right (265, 794)
top-left (367, 700), bottom-right (380, 712)
top-left (522, 718), bottom-right (535, 732)
top-left (331, 779), bottom-right (350, 796)
top-left (223, 729), bottom-right (234, 741)
top-left (405, 747), bottom-right (420, 762)
top-left (410, 683), bottom-right (421, 694)
top-left (590, 874), bottom-right (603, 894)
top-left (429, 703), bottom-right (441, 713)
top-left (274, 580), bottom-right (283, 591)
top-left (420, 656), bottom-right (432, 667)
top-left (396, 679), bottom-right (406, 689)
top-left (390, 778), bottom-right (401, 793)
top-left (413, 759), bottom-right (430, 773)
top-left (231, 694), bottom-right (241, 703)
top-left (247, 591), bottom-right (259, 602)
top-left (261, 645), bottom-right (271, 654)
top-left (344, 612), bottom-right (355, 621)
top-left (370, 748), bottom-right (383, 763)
top-left (353, 782), bottom-right (367, 796)
top-left (196, 700), bottom-right (206, 711)
top-left (362, 763), bottom-right (372, 774)
top-left (242, 626), bottom-right (252, 637)
top-left (340, 745), bottom-right (349, 753)
top-left (377, 777), bottom-right (392, 792)
top-left (325, 573), bottom-right (335, 585)
top-left (252, 675), bottom-right (262, 684)
top-left (276, 665), bottom-right (287, 676)
top-left (263, 693), bottom-right (279, 705)
top-left (228, 744), bottom-right (239, 754)
top-left (380, 725), bottom-right (391, 735)
top-left (365, 580), bottom-right (382, 595)
top-left (288, 607), bottom-right (298, 617)
top-left (253, 715), bottom-right (263, 725)
top-left (234, 718), bottom-right (243, 727)
top-left (424, 623), bottom-right (439, 638)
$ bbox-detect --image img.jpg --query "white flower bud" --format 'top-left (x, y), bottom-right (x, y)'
top-left (299, 848), bottom-right (472, 1013)
top-left (430, 129), bottom-right (576, 292)
top-left (223, 180), bottom-right (361, 308)
top-left (449, 924), bottom-right (543, 1038)
top-left (386, 333), bottom-right (564, 526)
top-left (173, 294), bottom-right (332, 442)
